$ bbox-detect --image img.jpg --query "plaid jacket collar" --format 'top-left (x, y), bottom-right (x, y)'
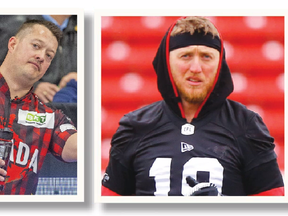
top-left (0, 72), bottom-right (34, 101)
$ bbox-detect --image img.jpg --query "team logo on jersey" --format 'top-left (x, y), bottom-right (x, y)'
top-left (181, 142), bottom-right (194, 152)
top-left (103, 173), bottom-right (110, 182)
top-left (18, 110), bottom-right (54, 129)
top-left (181, 123), bottom-right (195, 135)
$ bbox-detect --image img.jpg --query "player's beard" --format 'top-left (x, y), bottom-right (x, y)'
top-left (176, 80), bottom-right (215, 104)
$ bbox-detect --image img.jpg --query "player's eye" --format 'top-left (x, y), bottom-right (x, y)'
top-left (202, 53), bottom-right (212, 60)
top-left (180, 53), bottom-right (191, 59)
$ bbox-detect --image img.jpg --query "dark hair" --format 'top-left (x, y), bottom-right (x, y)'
top-left (15, 19), bottom-right (63, 43)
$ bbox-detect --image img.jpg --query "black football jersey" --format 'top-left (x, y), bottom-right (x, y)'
top-left (102, 100), bottom-right (283, 196)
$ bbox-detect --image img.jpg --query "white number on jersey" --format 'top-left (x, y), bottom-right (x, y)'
top-left (149, 157), bottom-right (224, 196)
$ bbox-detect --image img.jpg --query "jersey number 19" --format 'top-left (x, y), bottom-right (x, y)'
top-left (149, 157), bottom-right (224, 195)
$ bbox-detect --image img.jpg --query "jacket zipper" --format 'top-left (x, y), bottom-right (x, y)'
top-left (4, 99), bottom-right (12, 128)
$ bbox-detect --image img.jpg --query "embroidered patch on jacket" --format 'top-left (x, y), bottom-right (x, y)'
top-left (60, 123), bottom-right (76, 132)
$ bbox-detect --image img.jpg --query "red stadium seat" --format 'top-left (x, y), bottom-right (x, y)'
top-left (101, 16), bottom-right (284, 44)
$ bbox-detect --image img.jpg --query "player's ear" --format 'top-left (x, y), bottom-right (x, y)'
top-left (7, 36), bottom-right (18, 52)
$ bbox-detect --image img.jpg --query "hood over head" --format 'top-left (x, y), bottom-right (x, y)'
top-left (152, 16), bottom-right (234, 121)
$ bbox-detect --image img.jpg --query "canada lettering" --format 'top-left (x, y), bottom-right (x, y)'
top-left (9, 142), bottom-right (38, 174)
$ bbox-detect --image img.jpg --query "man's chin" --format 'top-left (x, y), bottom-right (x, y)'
top-left (180, 91), bottom-right (207, 104)
top-left (184, 97), bottom-right (205, 104)
top-left (22, 73), bottom-right (42, 84)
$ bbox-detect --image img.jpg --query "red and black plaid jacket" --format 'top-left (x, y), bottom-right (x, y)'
top-left (0, 73), bottom-right (77, 195)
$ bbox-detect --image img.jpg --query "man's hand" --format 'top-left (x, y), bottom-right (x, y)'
top-left (34, 82), bottom-right (60, 103)
top-left (0, 159), bottom-right (7, 182)
top-left (58, 72), bottom-right (77, 89)
top-left (185, 176), bottom-right (219, 196)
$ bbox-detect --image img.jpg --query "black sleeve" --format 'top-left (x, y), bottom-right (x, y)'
top-left (239, 113), bottom-right (284, 195)
top-left (102, 114), bottom-right (137, 195)
top-left (243, 159), bottom-right (284, 195)
top-left (102, 156), bottom-right (136, 195)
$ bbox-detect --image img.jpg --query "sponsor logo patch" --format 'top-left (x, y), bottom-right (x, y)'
top-left (18, 110), bottom-right (54, 129)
